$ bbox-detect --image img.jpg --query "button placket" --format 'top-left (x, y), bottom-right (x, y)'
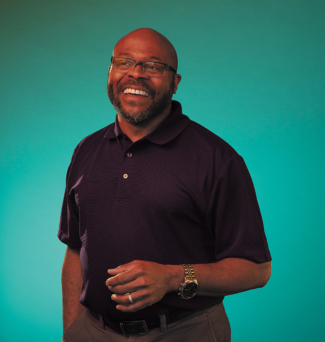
top-left (123, 151), bottom-right (132, 179)
top-left (116, 149), bottom-right (134, 201)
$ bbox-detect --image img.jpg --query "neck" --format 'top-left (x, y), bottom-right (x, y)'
top-left (117, 103), bottom-right (172, 142)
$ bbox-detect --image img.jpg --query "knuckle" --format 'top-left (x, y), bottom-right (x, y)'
top-left (139, 278), bottom-right (148, 287)
top-left (137, 265), bottom-right (146, 274)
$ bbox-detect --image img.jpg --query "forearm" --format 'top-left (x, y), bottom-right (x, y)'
top-left (170, 258), bottom-right (271, 297)
top-left (61, 246), bottom-right (87, 334)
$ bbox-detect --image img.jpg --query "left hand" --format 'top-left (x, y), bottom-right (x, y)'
top-left (105, 260), bottom-right (183, 312)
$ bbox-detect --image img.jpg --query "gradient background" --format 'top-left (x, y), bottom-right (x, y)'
top-left (1, 0), bottom-right (324, 341)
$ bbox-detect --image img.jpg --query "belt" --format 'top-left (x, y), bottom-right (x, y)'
top-left (98, 309), bottom-right (194, 336)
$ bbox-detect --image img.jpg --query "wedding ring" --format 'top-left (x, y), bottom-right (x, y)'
top-left (128, 293), bottom-right (134, 304)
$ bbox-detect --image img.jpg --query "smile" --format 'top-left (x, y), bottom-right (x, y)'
top-left (123, 88), bottom-right (150, 97)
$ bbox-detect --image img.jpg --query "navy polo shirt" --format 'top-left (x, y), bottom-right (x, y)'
top-left (58, 101), bottom-right (271, 321)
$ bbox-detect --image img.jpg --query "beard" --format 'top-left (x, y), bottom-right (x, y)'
top-left (107, 78), bottom-right (175, 126)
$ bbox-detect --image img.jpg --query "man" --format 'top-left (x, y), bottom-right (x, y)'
top-left (59, 28), bottom-right (271, 342)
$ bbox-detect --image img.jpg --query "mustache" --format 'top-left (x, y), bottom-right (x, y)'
top-left (117, 79), bottom-right (156, 97)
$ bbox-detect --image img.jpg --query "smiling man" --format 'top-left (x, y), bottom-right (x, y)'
top-left (107, 29), bottom-right (181, 138)
top-left (59, 28), bottom-right (271, 342)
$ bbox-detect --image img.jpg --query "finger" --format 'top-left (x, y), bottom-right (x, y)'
top-left (105, 273), bottom-right (125, 286)
top-left (107, 278), bottom-right (143, 295)
top-left (107, 269), bottom-right (121, 276)
top-left (106, 266), bottom-right (142, 287)
top-left (111, 293), bottom-right (131, 305)
top-left (107, 265), bottom-right (127, 276)
top-left (106, 273), bottom-right (130, 287)
top-left (112, 289), bottom-right (151, 313)
top-left (116, 300), bottom-right (150, 313)
top-left (111, 291), bottom-right (145, 305)
top-left (107, 260), bottom-right (141, 275)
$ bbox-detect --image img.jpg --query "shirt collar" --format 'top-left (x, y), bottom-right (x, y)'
top-left (104, 101), bottom-right (191, 145)
top-left (104, 115), bottom-right (123, 139)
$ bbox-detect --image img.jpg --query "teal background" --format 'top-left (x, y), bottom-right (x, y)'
top-left (1, 0), bottom-right (324, 341)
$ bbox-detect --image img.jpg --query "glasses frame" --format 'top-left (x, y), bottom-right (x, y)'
top-left (110, 56), bottom-right (177, 77)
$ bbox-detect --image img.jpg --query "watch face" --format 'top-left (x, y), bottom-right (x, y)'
top-left (183, 282), bottom-right (198, 298)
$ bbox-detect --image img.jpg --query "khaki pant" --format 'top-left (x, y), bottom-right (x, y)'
top-left (63, 303), bottom-right (231, 342)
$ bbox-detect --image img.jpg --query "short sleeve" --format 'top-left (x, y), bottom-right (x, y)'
top-left (207, 154), bottom-right (271, 263)
top-left (57, 146), bottom-right (82, 249)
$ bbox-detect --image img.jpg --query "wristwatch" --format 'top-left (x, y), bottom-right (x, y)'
top-left (178, 264), bottom-right (198, 299)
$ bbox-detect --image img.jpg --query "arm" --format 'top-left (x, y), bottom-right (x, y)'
top-left (105, 258), bottom-right (271, 312)
top-left (61, 246), bottom-right (87, 334)
top-left (194, 258), bottom-right (271, 296)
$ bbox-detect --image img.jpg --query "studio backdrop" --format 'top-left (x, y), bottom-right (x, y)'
top-left (0, 0), bottom-right (324, 341)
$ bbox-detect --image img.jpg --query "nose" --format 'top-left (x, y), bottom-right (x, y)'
top-left (128, 63), bottom-right (149, 79)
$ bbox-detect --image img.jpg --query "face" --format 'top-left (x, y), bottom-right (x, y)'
top-left (107, 34), bottom-right (181, 125)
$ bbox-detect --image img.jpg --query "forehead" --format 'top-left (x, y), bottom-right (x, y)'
top-left (113, 35), bottom-right (171, 64)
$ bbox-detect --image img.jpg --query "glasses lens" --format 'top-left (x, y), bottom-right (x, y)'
top-left (112, 58), bottom-right (166, 76)
top-left (143, 62), bottom-right (165, 76)
top-left (113, 58), bottom-right (134, 72)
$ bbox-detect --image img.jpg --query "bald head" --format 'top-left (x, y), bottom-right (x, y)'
top-left (113, 28), bottom-right (178, 72)
top-left (107, 28), bottom-right (182, 127)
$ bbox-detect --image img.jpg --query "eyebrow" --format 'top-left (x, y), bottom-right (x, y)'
top-left (117, 52), bottom-right (162, 62)
top-left (148, 55), bottom-right (162, 61)
top-left (118, 52), bottom-right (132, 57)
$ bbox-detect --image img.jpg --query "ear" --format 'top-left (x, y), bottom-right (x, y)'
top-left (173, 74), bottom-right (182, 94)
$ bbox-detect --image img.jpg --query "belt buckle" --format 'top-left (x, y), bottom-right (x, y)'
top-left (120, 320), bottom-right (149, 336)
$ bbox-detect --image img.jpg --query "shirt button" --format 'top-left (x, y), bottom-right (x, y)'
top-left (127, 153), bottom-right (132, 157)
top-left (123, 174), bottom-right (128, 179)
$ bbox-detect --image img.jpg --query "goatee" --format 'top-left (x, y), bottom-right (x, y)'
top-left (107, 79), bottom-right (175, 126)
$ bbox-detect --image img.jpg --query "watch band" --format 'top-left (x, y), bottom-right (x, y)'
top-left (182, 264), bottom-right (196, 280)
top-left (178, 264), bottom-right (198, 299)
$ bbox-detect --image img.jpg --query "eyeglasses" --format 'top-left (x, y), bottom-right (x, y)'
top-left (110, 57), bottom-right (177, 77)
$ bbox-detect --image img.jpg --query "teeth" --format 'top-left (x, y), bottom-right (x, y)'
top-left (123, 88), bottom-right (149, 97)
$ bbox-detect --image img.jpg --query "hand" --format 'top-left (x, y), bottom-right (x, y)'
top-left (105, 260), bottom-right (183, 313)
